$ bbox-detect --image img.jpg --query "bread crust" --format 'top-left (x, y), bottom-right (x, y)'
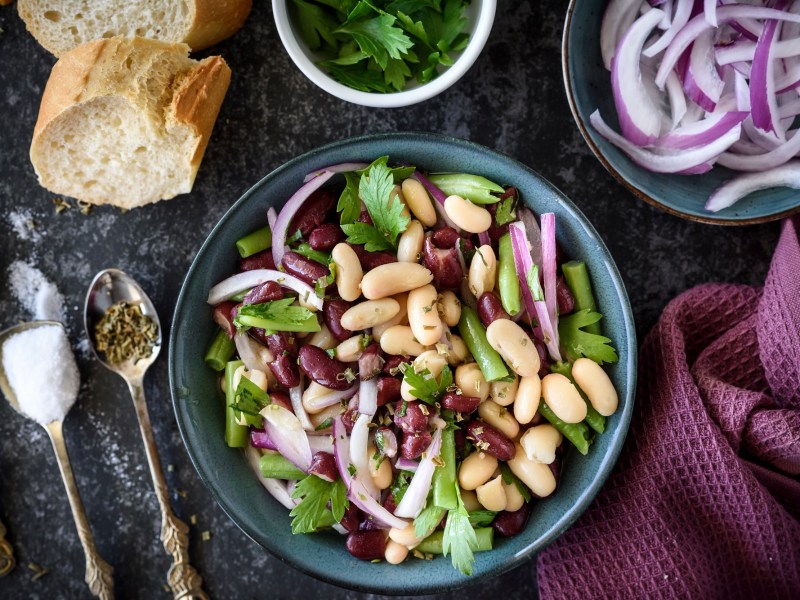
top-left (184, 0), bottom-right (253, 51)
top-left (31, 37), bottom-right (231, 206)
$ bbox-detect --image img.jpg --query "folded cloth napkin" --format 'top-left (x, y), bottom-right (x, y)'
top-left (537, 217), bottom-right (800, 599)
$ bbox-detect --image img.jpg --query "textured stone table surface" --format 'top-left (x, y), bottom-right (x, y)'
top-left (0, 1), bottom-right (779, 598)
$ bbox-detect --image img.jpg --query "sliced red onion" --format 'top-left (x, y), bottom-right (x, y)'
top-left (540, 213), bottom-right (560, 355)
top-left (234, 331), bottom-right (272, 372)
top-left (716, 37), bottom-right (800, 65)
top-left (665, 70), bottom-right (688, 127)
top-left (302, 162), bottom-right (369, 183)
top-left (272, 170), bottom-right (335, 267)
top-left (333, 416), bottom-right (353, 486)
top-left (244, 447), bottom-right (295, 510)
top-left (267, 207), bottom-right (277, 234)
top-left (358, 377), bottom-right (378, 416)
top-left (375, 427), bottom-right (398, 459)
top-left (716, 127), bottom-right (800, 171)
top-left (290, 379), bottom-right (314, 431)
top-left (601, 0), bottom-right (643, 69)
top-left (411, 170), bottom-right (461, 230)
top-left (394, 457), bottom-right (420, 472)
top-left (303, 384), bottom-right (358, 413)
top-left (612, 9), bottom-right (666, 144)
top-left (308, 434), bottom-right (335, 454)
top-left (519, 207), bottom-right (543, 268)
top-left (207, 269), bottom-right (323, 310)
top-left (250, 428), bottom-right (277, 450)
top-left (776, 63), bottom-right (800, 93)
top-left (644, 0), bottom-right (693, 58)
top-left (656, 111), bottom-right (749, 149)
top-left (350, 413), bottom-right (380, 500)
top-left (590, 110), bottom-right (742, 172)
top-left (750, 2), bottom-right (787, 135)
top-left (686, 29), bottom-right (725, 111)
top-left (260, 404), bottom-right (313, 472)
top-left (393, 428), bottom-right (443, 519)
top-left (705, 161), bottom-right (800, 211)
top-left (478, 231), bottom-right (491, 246)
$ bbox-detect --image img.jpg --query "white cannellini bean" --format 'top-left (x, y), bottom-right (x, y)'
top-left (460, 488), bottom-right (482, 512)
top-left (478, 399), bottom-right (520, 439)
top-left (302, 381), bottom-right (336, 414)
top-left (443, 334), bottom-right (471, 366)
top-left (437, 290), bottom-right (462, 327)
top-left (369, 445), bottom-right (393, 490)
top-left (514, 375), bottom-right (541, 424)
top-left (407, 284), bottom-right (443, 347)
top-left (519, 424), bottom-right (562, 465)
top-left (360, 263), bottom-right (433, 299)
top-left (490, 375), bottom-right (519, 407)
top-left (379, 325), bottom-right (431, 357)
top-left (389, 523), bottom-right (424, 548)
top-left (401, 350), bottom-right (447, 401)
top-left (443, 194), bottom-right (492, 233)
top-left (372, 293), bottom-right (408, 342)
top-left (458, 452), bottom-right (498, 490)
top-left (485, 319), bottom-right (540, 378)
top-left (468, 244), bottom-right (497, 299)
top-left (331, 243), bottom-right (363, 302)
top-left (308, 324), bottom-right (337, 350)
top-left (541, 373), bottom-right (587, 424)
top-left (397, 219), bottom-right (424, 263)
top-left (503, 480), bottom-right (525, 512)
top-left (455, 363), bottom-right (489, 402)
top-left (572, 357), bottom-right (619, 416)
top-left (385, 540), bottom-right (410, 564)
top-left (309, 403), bottom-right (342, 431)
top-left (340, 298), bottom-right (400, 331)
top-left (508, 443), bottom-right (557, 498)
top-left (476, 475), bottom-right (507, 512)
top-left (334, 335), bottom-right (364, 363)
top-left (401, 178), bottom-right (437, 227)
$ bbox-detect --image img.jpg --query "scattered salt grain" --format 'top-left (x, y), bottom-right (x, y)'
top-left (7, 210), bottom-right (41, 243)
top-left (8, 261), bottom-right (66, 322)
top-left (1, 324), bottom-right (80, 425)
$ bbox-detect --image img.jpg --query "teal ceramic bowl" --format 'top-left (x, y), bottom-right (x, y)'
top-left (563, 0), bottom-right (800, 225)
top-left (169, 133), bottom-right (637, 594)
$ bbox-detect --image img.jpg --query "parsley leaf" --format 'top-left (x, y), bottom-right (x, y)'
top-left (357, 156), bottom-right (416, 182)
top-left (389, 470), bottom-right (414, 504)
top-left (336, 6), bottom-right (413, 70)
top-left (414, 501), bottom-right (445, 537)
top-left (291, 0), bottom-right (341, 49)
top-left (230, 377), bottom-right (270, 428)
top-left (559, 309), bottom-right (618, 365)
top-left (340, 222), bottom-right (395, 251)
top-left (234, 298), bottom-right (321, 333)
top-left (442, 485), bottom-right (478, 576)
top-left (468, 510), bottom-right (498, 528)
top-left (290, 475), bottom-right (349, 534)
top-left (400, 363), bottom-right (452, 405)
top-left (337, 171), bottom-right (362, 225)
top-left (494, 189), bottom-right (518, 226)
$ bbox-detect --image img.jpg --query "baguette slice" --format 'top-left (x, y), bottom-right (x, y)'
top-left (31, 36), bottom-right (231, 208)
top-left (18, 0), bottom-right (252, 56)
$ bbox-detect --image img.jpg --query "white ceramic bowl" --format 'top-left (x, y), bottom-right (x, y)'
top-left (272, 0), bottom-right (496, 108)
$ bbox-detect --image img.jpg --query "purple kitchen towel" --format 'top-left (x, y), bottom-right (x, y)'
top-left (537, 217), bottom-right (800, 599)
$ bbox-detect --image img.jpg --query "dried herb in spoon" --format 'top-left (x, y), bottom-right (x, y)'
top-left (94, 301), bottom-right (157, 364)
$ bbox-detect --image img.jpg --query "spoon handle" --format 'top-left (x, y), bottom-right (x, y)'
top-left (45, 421), bottom-right (114, 600)
top-left (128, 380), bottom-right (208, 600)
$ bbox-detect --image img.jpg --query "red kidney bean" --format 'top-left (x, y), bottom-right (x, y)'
top-left (465, 420), bottom-right (516, 461)
top-left (342, 395), bottom-right (359, 434)
top-left (298, 345), bottom-right (352, 391)
top-left (376, 376), bottom-right (401, 406)
top-left (549, 457), bottom-right (562, 486)
top-left (422, 237), bottom-right (462, 290)
top-left (358, 343), bottom-right (384, 380)
top-left (359, 515), bottom-right (384, 531)
top-left (441, 392), bottom-right (481, 414)
top-left (346, 530), bottom-right (387, 561)
top-left (269, 390), bottom-right (293, 412)
top-left (382, 355), bottom-right (406, 374)
top-left (493, 502), bottom-right (531, 537)
top-left (432, 227), bottom-right (460, 249)
top-left (281, 251), bottom-right (328, 286)
top-left (243, 281), bottom-right (283, 305)
top-left (266, 331), bottom-right (298, 358)
top-left (394, 400), bottom-right (428, 433)
top-left (383, 493), bottom-right (398, 515)
top-left (238, 249), bottom-right (276, 272)
top-left (249, 429), bottom-right (276, 450)
top-left (212, 301), bottom-right (237, 338)
top-left (454, 428), bottom-right (466, 455)
top-left (533, 337), bottom-right (550, 378)
top-left (340, 503), bottom-right (362, 533)
top-left (308, 451), bottom-right (339, 482)
top-left (289, 189), bottom-right (335, 238)
top-left (348, 244), bottom-right (397, 271)
top-left (556, 276), bottom-right (575, 315)
top-left (477, 292), bottom-right (510, 327)
top-left (401, 430), bottom-right (432, 460)
top-left (357, 207), bottom-right (374, 226)
top-left (270, 354), bottom-right (299, 388)
top-left (324, 299), bottom-right (353, 342)
top-left (308, 223), bottom-right (344, 251)
top-left (247, 327), bottom-right (270, 346)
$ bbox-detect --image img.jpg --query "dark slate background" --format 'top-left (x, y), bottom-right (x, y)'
top-left (0, 1), bottom-right (779, 598)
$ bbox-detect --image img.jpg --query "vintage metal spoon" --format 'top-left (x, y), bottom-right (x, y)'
top-left (0, 321), bottom-right (114, 598)
top-left (84, 270), bottom-right (207, 600)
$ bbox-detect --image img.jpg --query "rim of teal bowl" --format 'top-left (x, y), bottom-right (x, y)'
top-left (169, 132), bottom-right (637, 594)
top-left (561, 0), bottom-right (800, 226)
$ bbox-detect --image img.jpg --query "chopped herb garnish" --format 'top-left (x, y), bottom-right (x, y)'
top-left (230, 376), bottom-right (270, 428)
top-left (234, 298), bottom-right (321, 333)
top-left (559, 309), bottom-right (619, 365)
top-left (389, 470), bottom-right (414, 504)
top-left (401, 363), bottom-right (453, 405)
top-left (290, 475), bottom-right (349, 534)
top-left (442, 484), bottom-right (478, 576)
top-left (414, 501), bottom-right (445, 538)
top-left (315, 417), bottom-right (334, 431)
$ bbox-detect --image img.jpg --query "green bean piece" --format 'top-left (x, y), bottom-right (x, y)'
top-left (562, 261), bottom-right (600, 334)
top-left (293, 242), bottom-right (331, 266)
top-left (458, 306), bottom-right (509, 382)
top-left (204, 329), bottom-right (236, 372)
top-left (229, 289), bottom-right (250, 302)
top-left (538, 401), bottom-right (592, 455)
top-left (224, 360), bottom-right (248, 448)
top-left (426, 173), bottom-right (504, 204)
top-left (416, 527), bottom-right (494, 554)
top-left (259, 453), bottom-right (306, 480)
top-left (236, 226), bottom-right (272, 258)
top-left (498, 233), bottom-right (521, 316)
top-left (432, 428), bottom-right (458, 510)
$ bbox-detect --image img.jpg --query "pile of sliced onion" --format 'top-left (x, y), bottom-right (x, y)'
top-left (597, 0), bottom-right (800, 211)
top-left (207, 269), bottom-right (323, 311)
top-left (260, 404), bottom-right (313, 472)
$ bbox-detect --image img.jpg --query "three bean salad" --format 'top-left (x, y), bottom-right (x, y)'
top-left (204, 158), bottom-right (620, 575)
